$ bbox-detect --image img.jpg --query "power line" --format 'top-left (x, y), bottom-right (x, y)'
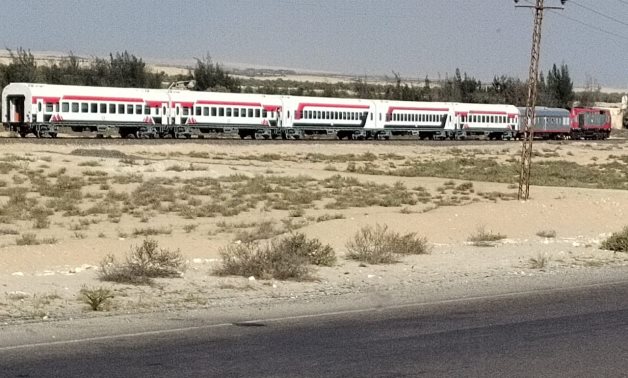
top-left (549, 9), bottom-right (628, 41)
top-left (522, 0), bottom-right (628, 41)
top-left (570, 0), bottom-right (628, 28)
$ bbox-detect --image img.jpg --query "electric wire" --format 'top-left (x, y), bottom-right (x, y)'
top-left (569, 0), bottom-right (628, 28)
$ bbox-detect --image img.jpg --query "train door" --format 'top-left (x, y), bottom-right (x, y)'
top-left (578, 113), bottom-right (586, 129)
top-left (35, 98), bottom-right (44, 123)
top-left (6, 95), bottom-right (25, 124)
top-left (162, 104), bottom-right (169, 125)
top-left (174, 104), bottom-right (182, 125)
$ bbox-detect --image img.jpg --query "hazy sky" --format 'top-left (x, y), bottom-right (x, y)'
top-left (1, 0), bottom-right (627, 88)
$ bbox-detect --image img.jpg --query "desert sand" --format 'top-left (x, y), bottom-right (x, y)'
top-left (0, 138), bottom-right (627, 325)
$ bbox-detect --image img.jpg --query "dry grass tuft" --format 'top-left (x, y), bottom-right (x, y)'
top-left (468, 226), bottom-right (507, 247)
top-left (79, 286), bottom-right (114, 311)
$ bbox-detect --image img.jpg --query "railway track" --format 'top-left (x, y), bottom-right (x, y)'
top-left (0, 134), bottom-right (623, 147)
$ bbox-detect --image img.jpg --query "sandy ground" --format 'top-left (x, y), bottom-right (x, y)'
top-left (0, 139), bottom-right (627, 325)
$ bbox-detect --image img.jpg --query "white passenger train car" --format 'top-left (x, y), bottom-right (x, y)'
top-left (1, 83), bottom-right (285, 138)
top-left (2, 82), bottom-right (522, 140)
top-left (279, 95), bottom-right (377, 139)
top-left (452, 103), bottom-right (519, 139)
top-left (2, 82), bottom-right (173, 137)
top-left (373, 100), bottom-right (456, 139)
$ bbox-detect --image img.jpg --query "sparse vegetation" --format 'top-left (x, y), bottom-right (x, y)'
top-left (468, 226), bottom-right (507, 247)
top-left (529, 253), bottom-right (550, 269)
top-left (536, 230), bottom-right (557, 238)
top-left (346, 224), bottom-right (430, 264)
top-left (600, 227), bottom-right (628, 252)
top-left (99, 239), bottom-right (185, 285)
top-left (79, 286), bottom-right (114, 311)
top-left (216, 233), bottom-right (334, 280)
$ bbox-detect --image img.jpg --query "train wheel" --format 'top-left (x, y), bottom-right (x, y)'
top-left (19, 133), bottom-right (26, 138)
top-left (50, 132), bottom-right (58, 138)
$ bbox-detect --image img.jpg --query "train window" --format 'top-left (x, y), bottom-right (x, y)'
top-left (135, 105), bottom-right (142, 114)
top-left (211, 107), bottom-right (217, 116)
top-left (90, 103), bottom-right (97, 113)
top-left (118, 104), bottom-right (125, 114)
top-left (62, 102), bottom-right (69, 112)
top-left (370, 113), bottom-right (373, 121)
top-left (126, 104), bottom-right (132, 114)
top-left (219, 108), bottom-right (224, 117)
top-left (37, 102), bottom-right (42, 112)
top-left (234, 108), bottom-right (239, 117)
top-left (100, 104), bottom-right (106, 113)
top-left (262, 110), bottom-right (267, 118)
top-left (203, 107), bottom-right (209, 116)
top-left (255, 109), bottom-right (260, 118)
top-left (183, 107), bottom-right (190, 116)
top-left (248, 109), bottom-right (253, 117)
top-left (70, 103), bottom-right (78, 113)
top-left (109, 104), bottom-right (116, 114)
top-left (144, 106), bottom-right (150, 115)
top-left (46, 103), bottom-right (53, 112)
top-left (225, 108), bottom-right (231, 117)
top-left (79, 103), bottom-right (87, 113)
top-left (195, 107), bottom-right (201, 116)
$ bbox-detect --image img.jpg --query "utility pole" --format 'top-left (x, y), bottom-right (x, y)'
top-left (515, 0), bottom-right (566, 200)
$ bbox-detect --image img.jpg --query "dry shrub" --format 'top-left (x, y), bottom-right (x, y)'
top-left (216, 233), bottom-right (334, 280)
top-left (468, 226), bottom-right (507, 247)
top-left (346, 224), bottom-right (430, 264)
top-left (99, 239), bottom-right (184, 285)
top-left (600, 227), bottom-right (628, 252)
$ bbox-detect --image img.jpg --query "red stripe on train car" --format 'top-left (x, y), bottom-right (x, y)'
top-left (195, 100), bottom-right (262, 107)
top-left (296, 103), bottom-right (370, 120)
top-left (388, 106), bottom-right (449, 113)
top-left (63, 95), bottom-right (145, 103)
top-left (32, 96), bottom-right (61, 104)
top-left (468, 110), bottom-right (508, 115)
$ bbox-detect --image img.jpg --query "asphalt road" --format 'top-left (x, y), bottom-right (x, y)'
top-left (1, 281), bottom-right (627, 377)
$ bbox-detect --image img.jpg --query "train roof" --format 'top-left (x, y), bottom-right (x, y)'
top-left (517, 107), bottom-right (570, 116)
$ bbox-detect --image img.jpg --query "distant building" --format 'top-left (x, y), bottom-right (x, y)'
top-left (594, 99), bottom-right (627, 130)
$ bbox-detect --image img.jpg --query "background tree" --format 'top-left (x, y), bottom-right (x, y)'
top-left (191, 54), bottom-right (240, 92)
top-left (545, 63), bottom-right (574, 108)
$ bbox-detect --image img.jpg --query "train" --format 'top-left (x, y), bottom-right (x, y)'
top-left (1, 82), bottom-right (612, 140)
